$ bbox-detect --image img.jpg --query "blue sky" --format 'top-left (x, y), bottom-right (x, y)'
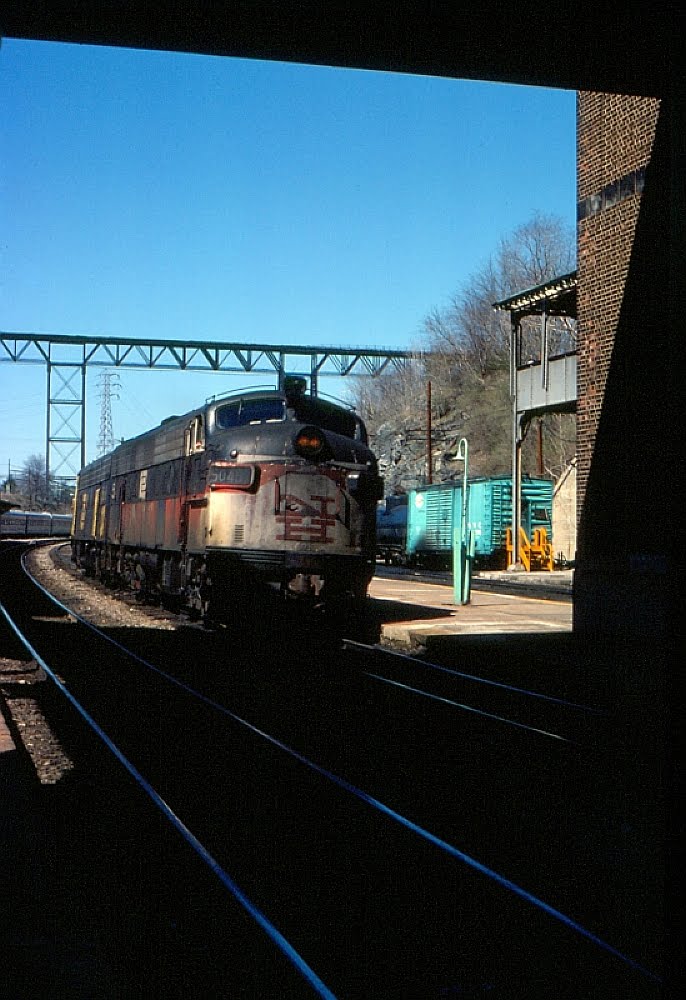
top-left (0, 39), bottom-right (576, 472)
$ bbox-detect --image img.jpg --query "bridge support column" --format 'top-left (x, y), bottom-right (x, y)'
top-left (46, 358), bottom-right (86, 494)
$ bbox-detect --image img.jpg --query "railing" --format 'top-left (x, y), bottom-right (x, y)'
top-left (505, 526), bottom-right (554, 571)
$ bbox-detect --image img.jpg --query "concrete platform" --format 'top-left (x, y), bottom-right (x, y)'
top-left (475, 568), bottom-right (573, 595)
top-left (368, 571), bottom-right (573, 653)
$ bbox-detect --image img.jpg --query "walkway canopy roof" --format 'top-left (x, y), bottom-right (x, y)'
top-left (493, 271), bottom-right (577, 320)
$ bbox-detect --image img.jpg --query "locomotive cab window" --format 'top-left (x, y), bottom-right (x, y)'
top-left (215, 399), bottom-right (285, 429)
top-left (185, 415), bottom-right (205, 455)
top-left (241, 399), bottom-right (284, 424)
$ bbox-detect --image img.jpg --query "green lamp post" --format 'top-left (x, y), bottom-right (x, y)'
top-left (453, 438), bottom-right (475, 605)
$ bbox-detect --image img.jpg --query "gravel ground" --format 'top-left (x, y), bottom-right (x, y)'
top-left (25, 541), bottom-right (180, 630)
top-left (2, 542), bottom-right (179, 784)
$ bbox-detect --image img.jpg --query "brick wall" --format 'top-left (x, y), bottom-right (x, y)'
top-left (576, 93), bottom-right (660, 527)
top-left (575, 93), bottom-right (671, 637)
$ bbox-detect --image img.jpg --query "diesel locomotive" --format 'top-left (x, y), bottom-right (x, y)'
top-left (71, 379), bottom-right (383, 620)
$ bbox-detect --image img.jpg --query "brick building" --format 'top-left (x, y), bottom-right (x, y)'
top-left (574, 93), bottom-right (674, 639)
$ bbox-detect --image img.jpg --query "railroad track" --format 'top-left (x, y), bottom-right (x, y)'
top-left (342, 638), bottom-right (613, 746)
top-left (0, 541), bottom-right (666, 997)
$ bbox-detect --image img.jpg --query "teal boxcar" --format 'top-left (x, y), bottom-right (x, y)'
top-left (406, 476), bottom-right (553, 567)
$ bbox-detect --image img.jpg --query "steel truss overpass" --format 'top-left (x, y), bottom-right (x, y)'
top-left (0, 331), bottom-right (417, 486)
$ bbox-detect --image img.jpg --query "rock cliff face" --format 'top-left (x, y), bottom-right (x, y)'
top-left (372, 422), bottom-right (425, 495)
top-left (370, 420), bottom-right (580, 500)
top-left (369, 412), bottom-right (476, 495)
top-left (362, 379), bottom-right (575, 499)
top-left (354, 363), bottom-right (523, 497)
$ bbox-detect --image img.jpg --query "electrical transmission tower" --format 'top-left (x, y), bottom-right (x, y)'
top-left (96, 372), bottom-right (121, 456)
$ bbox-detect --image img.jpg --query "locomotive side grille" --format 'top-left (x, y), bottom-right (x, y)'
top-left (234, 550), bottom-right (284, 568)
top-left (233, 524), bottom-right (245, 544)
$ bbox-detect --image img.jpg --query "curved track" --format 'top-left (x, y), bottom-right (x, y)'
top-left (1, 541), bottom-right (667, 997)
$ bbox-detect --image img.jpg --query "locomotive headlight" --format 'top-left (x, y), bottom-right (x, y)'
top-left (294, 426), bottom-right (325, 458)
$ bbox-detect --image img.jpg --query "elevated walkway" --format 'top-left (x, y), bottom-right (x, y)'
top-left (493, 272), bottom-right (577, 568)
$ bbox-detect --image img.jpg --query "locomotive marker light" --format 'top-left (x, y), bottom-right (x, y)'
top-left (294, 427), bottom-right (325, 459)
top-left (452, 437), bottom-right (475, 605)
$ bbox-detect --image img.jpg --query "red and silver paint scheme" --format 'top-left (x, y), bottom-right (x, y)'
top-left (71, 382), bottom-right (382, 619)
top-left (204, 458), bottom-right (378, 602)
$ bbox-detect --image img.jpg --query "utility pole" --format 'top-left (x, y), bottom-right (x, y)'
top-left (426, 380), bottom-right (433, 485)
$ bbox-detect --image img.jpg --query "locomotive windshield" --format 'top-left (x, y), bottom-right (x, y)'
top-left (215, 398), bottom-right (285, 428)
top-left (214, 394), bottom-right (367, 442)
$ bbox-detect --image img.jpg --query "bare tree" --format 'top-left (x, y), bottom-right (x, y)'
top-left (351, 213), bottom-right (576, 492)
top-left (20, 454), bottom-right (47, 510)
top-left (421, 212), bottom-right (576, 476)
top-left (497, 212), bottom-right (575, 290)
top-left (424, 212), bottom-right (575, 383)
top-left (354, 357), bottom-right (427, 425)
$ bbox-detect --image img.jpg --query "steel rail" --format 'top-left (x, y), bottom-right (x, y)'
top-left (0, 585), bottom-right (338, 1000)
top-left (19, 554), bottom-right (662, 987)
top-left (362, 671), bottom-right (574, 742)
top-left (343, 638), bottom-right (605, 714)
